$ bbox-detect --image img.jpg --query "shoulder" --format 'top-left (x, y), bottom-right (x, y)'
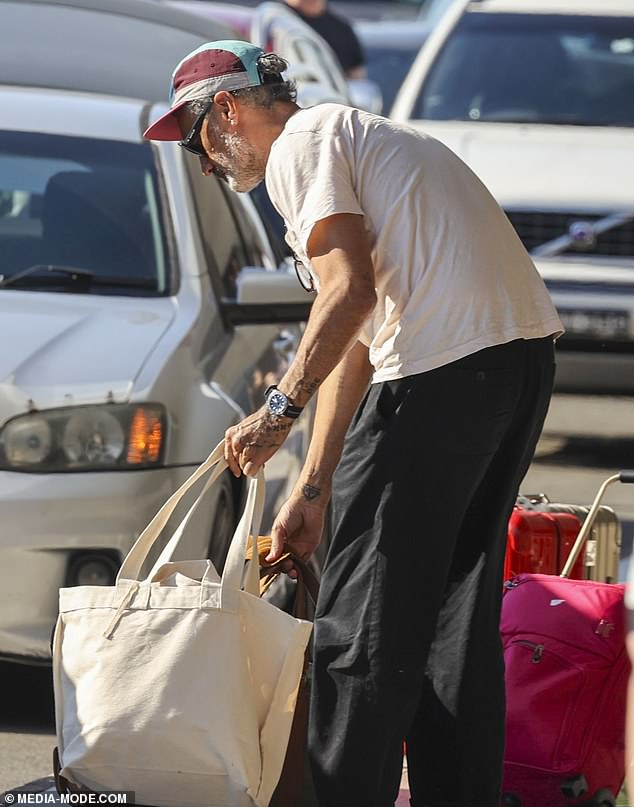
top-left (275, 104), bottom-right (356, 140)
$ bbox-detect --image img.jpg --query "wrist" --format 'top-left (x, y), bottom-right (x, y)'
top-left (264, 385), bottom-right (303, 419)
top-left (295, 470), bottom-right (332, 507)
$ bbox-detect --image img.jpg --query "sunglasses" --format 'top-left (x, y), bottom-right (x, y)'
top-left (179, 100), bottom-right (212, 157)
top-left (291, 250), bottom-right (316, 293)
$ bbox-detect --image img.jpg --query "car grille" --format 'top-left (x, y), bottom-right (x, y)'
top-left (505, 211), bottom-right (634, 258)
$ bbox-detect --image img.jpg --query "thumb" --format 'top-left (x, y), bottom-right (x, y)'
top-left (266, 519), bottom-right (287, 563)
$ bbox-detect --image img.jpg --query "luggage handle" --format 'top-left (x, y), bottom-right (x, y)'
top-left (560, 470), bottom-right (634, 578)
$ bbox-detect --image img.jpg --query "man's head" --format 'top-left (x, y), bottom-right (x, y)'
top-left (144, 40), bottom-right (297, 192)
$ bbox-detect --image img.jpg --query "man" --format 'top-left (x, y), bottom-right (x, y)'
top-left (144, 40), bottom-right (563, 807)
top-left (283, 0), bottom-right (366, 79)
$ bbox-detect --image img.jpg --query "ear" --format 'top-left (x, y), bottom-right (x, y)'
top-left (212, 90), bottom-right (239, 126)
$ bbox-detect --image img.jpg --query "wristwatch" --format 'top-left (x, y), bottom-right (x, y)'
top-left (264, 385), bottom-right (303, 419)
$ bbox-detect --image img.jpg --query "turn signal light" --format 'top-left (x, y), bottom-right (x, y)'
top-left (127, 407), bottom-right (163, 465)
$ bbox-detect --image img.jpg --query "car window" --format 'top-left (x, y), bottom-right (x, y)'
top-left (414, 13), bottom-right (634, 127)
top-left (184, 159), bottom-right (253, 300)
top-left (220, 187), bottom-right (277, 271)
top-left (0, 132), bottom-right (168, 294)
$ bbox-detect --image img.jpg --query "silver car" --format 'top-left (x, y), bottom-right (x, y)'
top-left (0, 87), bottom-right (314, 665)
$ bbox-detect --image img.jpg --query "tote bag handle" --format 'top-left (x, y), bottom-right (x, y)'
top-left (116, 442), bottom-right (263, 596)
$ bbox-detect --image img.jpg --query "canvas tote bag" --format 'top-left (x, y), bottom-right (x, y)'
top-left (52, 442), bottom-right (313, 807)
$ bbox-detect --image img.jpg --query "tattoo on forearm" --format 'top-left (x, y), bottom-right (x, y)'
top-left (302, 484), bottom-right (321, 502)
top-left (301, 377), bottom-right (321, 397)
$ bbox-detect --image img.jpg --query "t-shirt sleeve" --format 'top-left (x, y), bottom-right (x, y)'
top-left (266, 129), bottom-right (364, 256)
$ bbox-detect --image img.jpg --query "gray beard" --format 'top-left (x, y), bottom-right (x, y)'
top-left (218, 132), bottom-right (266, 194)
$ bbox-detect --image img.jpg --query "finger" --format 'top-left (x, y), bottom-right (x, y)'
top-left (279, 559), bottom-right (295, 574)
top-left (224, 431), bottom-right (241, 478)
top-left (239, 450), bottom-right (259, 477)
top-left (266, 521), bottom-right (287, 562)
top-left (243, 456), bottom-right (265, 477)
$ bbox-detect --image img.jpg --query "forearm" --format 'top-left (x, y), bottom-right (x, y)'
top-left (276, 278), bottom-right (374, 408)
top-left (296, 340), bottom-right (372, 504)
top-left (224, 213), bottom-right (375, 480)
top-left (276, 213), bottom-right (376, 409)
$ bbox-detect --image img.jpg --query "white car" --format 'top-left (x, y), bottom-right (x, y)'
top-left (392, 0), bottom-right (634, 393)
top-left (0, 85), bottom-right (313, 664)
top-left (165, 0), bottom-right (383, 112)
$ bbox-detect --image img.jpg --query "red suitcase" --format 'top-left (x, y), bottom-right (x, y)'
top-left (505, 508), bottom-right (584, 581)
top-left (501, 471), bottom-right (634, 807)
top-left (514, 493), bottom-right (622, 583)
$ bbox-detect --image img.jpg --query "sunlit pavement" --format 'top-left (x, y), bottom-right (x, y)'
top-left (0, 778), bottom-right (413, 806)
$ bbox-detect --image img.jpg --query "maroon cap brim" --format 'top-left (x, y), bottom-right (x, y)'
top-left (143, 100), bottom-right (188, 141)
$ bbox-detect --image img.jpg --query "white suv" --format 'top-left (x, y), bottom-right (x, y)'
top-left (392, 0), bottom-right (634, 393)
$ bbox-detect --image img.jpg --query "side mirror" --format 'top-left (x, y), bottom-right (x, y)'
top-left (347, 78), bottom-right (383, 115)
top-left (222, 265), bottom-right (314, 326)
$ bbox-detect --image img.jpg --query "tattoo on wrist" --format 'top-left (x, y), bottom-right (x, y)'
top-left (301, 377), bottom-right (321, 397)
top-left (302, 484), bottom-right (321, 502)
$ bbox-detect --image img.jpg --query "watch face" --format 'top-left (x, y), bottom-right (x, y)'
top-left (267, 391), bottom-right (288, 416)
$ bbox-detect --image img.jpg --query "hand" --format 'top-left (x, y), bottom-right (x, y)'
top-left (224, 406), bottom-right (293, 477)
top-left (267, 488), bottom-right (327, 578)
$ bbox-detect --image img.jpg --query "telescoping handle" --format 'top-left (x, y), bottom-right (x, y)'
top-left (560, 470), bottom-right (634, 578)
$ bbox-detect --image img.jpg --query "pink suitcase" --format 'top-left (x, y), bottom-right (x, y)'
top-left (501, 471), bottom-right (634, 807)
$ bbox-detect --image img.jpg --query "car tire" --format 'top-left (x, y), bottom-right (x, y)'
top-left (206, 472), bottom-right (238, 574)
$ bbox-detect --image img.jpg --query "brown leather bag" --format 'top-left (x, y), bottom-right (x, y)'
top-left (246, 536), bottom-right (319, 807)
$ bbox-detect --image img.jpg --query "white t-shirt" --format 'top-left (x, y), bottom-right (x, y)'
top-left (266, 104), bottom-right (563, 383)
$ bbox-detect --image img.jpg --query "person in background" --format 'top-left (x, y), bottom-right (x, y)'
top-left (284, 0), bottom-right (366, 78)
top-left (144, 40), bottom-right (562, 807)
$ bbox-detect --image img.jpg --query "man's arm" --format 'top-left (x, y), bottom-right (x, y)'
top-left (266, 339), bottom-right (373, 566)
top-left (224, 212), bottom-right (376, 476)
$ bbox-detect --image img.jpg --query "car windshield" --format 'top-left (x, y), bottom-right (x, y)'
top-left (414, 13), bottom-right (634, 127)
top-left (0, 132), bottom-right (169, 295)
top-left (365, 40), bottom-right (427, 114)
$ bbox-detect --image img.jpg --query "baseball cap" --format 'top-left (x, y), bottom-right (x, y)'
top-left (144, 40), bottom-right (278, 141)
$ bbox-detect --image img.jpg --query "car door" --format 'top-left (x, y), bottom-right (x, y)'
top-left (183, 158), bottom-right (313, 529)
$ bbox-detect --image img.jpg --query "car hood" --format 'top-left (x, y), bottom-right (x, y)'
top-left (409, 121), bottom-right (634, 209)
top-left (0, 292), bottom-right (176, 423)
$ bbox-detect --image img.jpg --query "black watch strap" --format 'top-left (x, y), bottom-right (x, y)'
top-left (283, 402), bottom-right (303, 418)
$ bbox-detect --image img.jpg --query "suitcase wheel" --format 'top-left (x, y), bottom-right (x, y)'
top-left (583, 789), bottom-right (616, 807)
top-left (500, 794), bottom-right (521, 807)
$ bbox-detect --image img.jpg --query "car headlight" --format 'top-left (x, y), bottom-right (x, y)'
top-left (0, 404), bottom-right (166, 472)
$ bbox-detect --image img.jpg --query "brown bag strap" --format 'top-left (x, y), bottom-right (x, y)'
top-left (245, 535), bottom-right (320, 618)
top-left (246, 535), bottom-right (319, 807)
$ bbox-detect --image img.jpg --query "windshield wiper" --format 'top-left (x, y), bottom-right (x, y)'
top-left (0, 265), bottom-right (157, 291)
top-left (0, 264), bottom-right (94, 288)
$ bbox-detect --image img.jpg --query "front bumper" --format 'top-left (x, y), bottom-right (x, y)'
top-left (0, 464), bottom-right (210, 662)
top-left (555, 347), bottom-right (634, 393)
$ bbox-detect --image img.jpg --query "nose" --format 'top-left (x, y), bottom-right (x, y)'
top-left (199, 155), bottom-right (214, 176)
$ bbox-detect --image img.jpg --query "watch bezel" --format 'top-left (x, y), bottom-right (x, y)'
top-left (267, 390), bottom-right (289, 416)
top-left (264, 384), bottom-right (303, 419)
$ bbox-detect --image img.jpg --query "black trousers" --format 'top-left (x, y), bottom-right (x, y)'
top-left (308, 337), bottom-right (555, 807)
